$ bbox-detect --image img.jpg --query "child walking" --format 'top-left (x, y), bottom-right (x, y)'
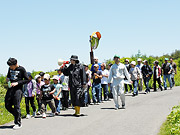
top-left (24, 72), bottom-right (37, 119)
top-left (34, 74), bottom-right (45, 115)
top-left (39, 74), bottom-right (56, 118)
top-left (51, 75), bottom-right (62, 115)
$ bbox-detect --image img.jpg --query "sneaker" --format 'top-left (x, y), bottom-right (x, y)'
top-left (36, 111), bottom-right (41, 115)
top-left (55, 112), bottom-right (60, 115)
top-left (121, 105), bottom-right (126, 109)
top-left (13, 124), bottom-right (22, 130)
top-left (42, 113), bottom-right (46, 118)
top-left (132, 93), bottom-right (136, 97)
top-left (49, 113), bottom-right (55, 117)
top-left (32, 111), bottom-right (36, 117)
top-left (26, 114), bottom-right (31, 119)
top-left (115, 107), bottom-right (119, 110)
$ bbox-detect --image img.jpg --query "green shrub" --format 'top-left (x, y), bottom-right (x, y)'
top-left (159, 105), bottom-right (180, 135)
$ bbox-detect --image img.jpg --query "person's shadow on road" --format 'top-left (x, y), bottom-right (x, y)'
top-left (0, 125), bottom-right (13, 129)
top-left (58, 114), bottom-right (88, 117)
top-left (101, 107), bottom-right (115, 110)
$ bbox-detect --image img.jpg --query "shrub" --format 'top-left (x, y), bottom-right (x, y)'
top-left (159, 105), bottom-right (180, 135)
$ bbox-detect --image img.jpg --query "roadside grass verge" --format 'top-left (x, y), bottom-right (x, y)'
top-left (159, 105), bottom-right (180, 135)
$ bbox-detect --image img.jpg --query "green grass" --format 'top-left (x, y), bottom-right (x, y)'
top-left (159, 105), bottom-right (180, 135)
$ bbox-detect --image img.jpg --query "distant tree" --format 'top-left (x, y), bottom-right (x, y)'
top-left (171, 49), bottom-right (180, 60)
top-left (135, 50), bottom-right (142, 59)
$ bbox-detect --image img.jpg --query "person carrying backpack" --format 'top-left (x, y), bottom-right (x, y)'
top-left (129, 61), bottom-right (141, 96)
top-left (162, 58), bottom-right (173, 90)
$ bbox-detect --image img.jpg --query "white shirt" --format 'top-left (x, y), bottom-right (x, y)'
top-left (101, 69), bottom-right (109, 84)
top-left (108, 63), bottom-right (131, 86)
top-left (86, 69), bottom-right (92, 86)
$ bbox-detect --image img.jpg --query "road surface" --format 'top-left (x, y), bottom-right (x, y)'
top-left (1, 86), bottom-right (180, 135)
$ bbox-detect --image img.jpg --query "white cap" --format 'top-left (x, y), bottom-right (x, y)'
top-left (51, 75), bottom-right (59, 81)
top-left (34, 75), bottom-right (41, 80)
top-left (44, 74), bottom-right (50, 80)
top-left (131, 61), bottom-right (136, 65)
top-left (137, 58), bottom-right (142, 62)
top-left (94, 64), bottom-right (99, 67)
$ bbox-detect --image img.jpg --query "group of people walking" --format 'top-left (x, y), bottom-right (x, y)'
top-left (4, 55), bottom-right (177, 129)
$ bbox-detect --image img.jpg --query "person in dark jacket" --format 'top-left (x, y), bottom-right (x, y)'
top-left (162, 58), bottom-right (173, 90)
top-left (63, 55), bottom-right (86, 117)
top-left (5, 58), bottom-right (29, 129)
top-left (124, 59), bottom-right (132, 93)
top-left (141, 60), bottom-right (153, 93)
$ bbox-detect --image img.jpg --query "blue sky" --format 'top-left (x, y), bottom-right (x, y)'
top-left (0, 0), bottom-right (180, 75)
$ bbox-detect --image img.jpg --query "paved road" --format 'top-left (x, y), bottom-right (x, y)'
top-left (1, 86), bottom-right (180, 135)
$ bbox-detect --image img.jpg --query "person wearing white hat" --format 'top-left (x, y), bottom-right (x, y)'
top-left (136, 58), bottom-right (143, 91)
top-left (108, 55), bottom-right (131, 110)
top-left (92, 64), bottom-right (102, 104)
top-left (51, 75), bottom-right (62, 115)
top-left (101, 63), bottom-right (109, 101)
top-left (34, 74), bottom-right (45, 115)
top-left (129, 61), bottom-right (141, 96)
top-left (39, 74), bottom-right (56, 118)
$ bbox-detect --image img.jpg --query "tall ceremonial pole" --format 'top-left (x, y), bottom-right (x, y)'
top-left (89, 31), bottom-right (101, 64)
top-left (90, 36), bottom-right (94, 64)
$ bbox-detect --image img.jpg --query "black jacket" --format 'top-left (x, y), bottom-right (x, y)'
top-left (63, 63), bottom-right (86, 88)
top-left (141, 65), bottom-right (153, 78)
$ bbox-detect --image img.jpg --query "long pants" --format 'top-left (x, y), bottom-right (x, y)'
top-left (70, 86), bottom-right (84, 107)
top-left (41, 99), bottom-right (56, 113)
top-left (138, 78), bottom-right (143, 91)
top-left (85, 86), bottom-right (91, 104)
top-left (112, 81), bottom-right (125, 108)
top-left (163, 74), bottom-right (172, 89)
top-left (36, 94), bottom-right (41, 112)
top-left (101, 84), bottom-right (109, 100)
top-left (143, 77), bottom-right (150, 92)
top-left (25, 97), bottom-right (36, 114)
top-left (5, 89), bottom-right (23, 126)
top-left (108, 83), bottom-right (113, 99)
top-left (61, 90), bottom-right (69, 108)
top-left (153, 77), bottom-right (162, 91)
top-left (132, 80), bottom-right (138, 95)
top-left (54, 99), bottom-right (61, 113)
top-left (124, 83), bottom-right (132, 93)
top-left (171, 74), bottom-right (175, 87)
top-left (92, 83), bottom-right (101, 103)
